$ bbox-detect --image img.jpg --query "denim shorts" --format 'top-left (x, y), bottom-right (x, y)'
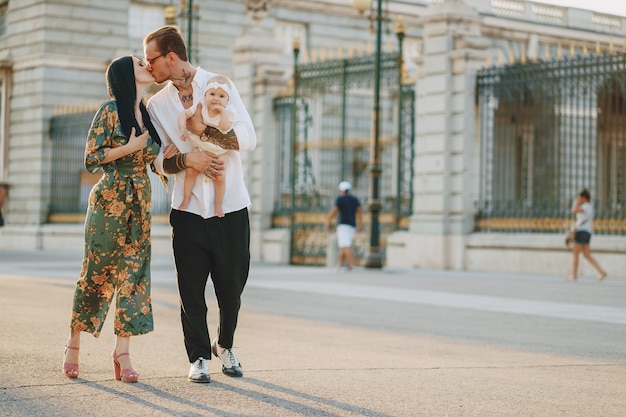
top-left (574, 230), bottom-right (591, 245)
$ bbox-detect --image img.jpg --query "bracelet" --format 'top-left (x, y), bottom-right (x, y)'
top-left (175, 154), bottom-right (187, 171)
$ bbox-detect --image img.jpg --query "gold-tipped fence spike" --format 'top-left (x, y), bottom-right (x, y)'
top-left (319, 48), bottom-right (326, 62)
top-left (497, 50), bottom-right (504, 66)
top-left (596, 40), bottom-right (601, 54)
top-left (521, 48), bottom-right (527, 64)
top-left (609, 40), bottom-right (614, 54)
top-left (386, 37), bottom-right (392, 53)
top-left (544, 44), bottom-right (550, 60)
top-left (54, 102), bottom-right (102, 116)
top-left (366, 40), bottom-right (373, 55)
top-left (337, 47), bottom-right (343, 60)
top-left (583, 43), bottom-right (588, 56)
top-left (311, 48), bottom-right (317, 63)
top-left (486, 53), bottom-right (492, 68)
top-left (357, 42), bottom-right (363, 56)
top-left (328, 48), bottom-right (334, 61)
top-left (623, 37), bottom-right (626, 53)
top-left (557, 42), bottom-right (562, 59)
top-left (570, 43), bottom-right (575, 58)
top-left (302, 50), bottom-right (309, 64)
top-left (347, 43), bottom-right (354, 58)
top-left (508, 48), bottom-right (515, 64)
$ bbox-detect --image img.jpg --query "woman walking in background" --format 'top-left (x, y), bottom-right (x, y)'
top-left (568, 188), bottom-right (607, 282)
top-left (61, 55), bottom-right (168, 382)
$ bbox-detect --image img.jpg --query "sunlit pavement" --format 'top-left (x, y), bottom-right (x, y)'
top-left (1, 249), bottom-right (625, 417)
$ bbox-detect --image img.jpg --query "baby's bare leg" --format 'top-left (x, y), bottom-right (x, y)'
top-left (214, 174), bottom-right (225, 217)
top-left (213, 156), bottom-right (228, 217)
top-left (180, 168), bottom-right (200, 210)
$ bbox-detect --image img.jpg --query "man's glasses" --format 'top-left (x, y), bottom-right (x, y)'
top-left (140, 54), bottom-right (165, 68)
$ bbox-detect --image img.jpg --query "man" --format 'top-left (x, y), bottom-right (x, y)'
top-left (325, 181), bottom-right (363, 270)
top-left (144, 26), bottom-right (256, 383)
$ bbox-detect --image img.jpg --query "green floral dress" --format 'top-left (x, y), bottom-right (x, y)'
top-left (70, 100), bottom-right (160, 337)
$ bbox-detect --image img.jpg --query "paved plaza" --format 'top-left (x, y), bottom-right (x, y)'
top-left (1, 249), bottom-right (625, 417)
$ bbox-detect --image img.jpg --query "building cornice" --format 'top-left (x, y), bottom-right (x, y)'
top-left (12, 54), bottom-right (106, 72)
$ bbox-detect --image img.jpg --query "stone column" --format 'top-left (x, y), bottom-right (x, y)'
top-left (386, 0), bottom-right (488, 270)
top-left (233, 0), bottom-right (291, 261)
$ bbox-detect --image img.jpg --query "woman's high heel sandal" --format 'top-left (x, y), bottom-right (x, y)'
top-left (62, 345), bottom-right (80, 379)
top-left (112, 352), bottom-right (139, 383)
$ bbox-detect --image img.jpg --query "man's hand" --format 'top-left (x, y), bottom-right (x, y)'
top-left (185, 149), bottom-right (224, 179)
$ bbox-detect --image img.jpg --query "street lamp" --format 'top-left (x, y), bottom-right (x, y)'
top-left (289, 34), bottom-right (301, 264)
top-left (395, 16), bottom-right (405, 230)
top-left (351, 0), bottom-right (385, 268)
top-left (164, 5), bottom-right (177, 25)
top-left (177, 0), bottom-right (199, 63)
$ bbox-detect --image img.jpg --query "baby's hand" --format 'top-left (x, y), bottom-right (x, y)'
top-left (209, 103), bottom-right (225, 114)
top-left (180, 129), bottom-right (190, 141)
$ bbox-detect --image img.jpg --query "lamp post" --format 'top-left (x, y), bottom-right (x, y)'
top-left (186, 0), bottom-right (194, 62)
top-left (289, 34), bottom-right (301, 265)
top-left (395, 16), bottom-right (405, 230)
top-left (351, 0), bottom-right (384, 268)
top-left (173, 0), bottom-right (198, 63)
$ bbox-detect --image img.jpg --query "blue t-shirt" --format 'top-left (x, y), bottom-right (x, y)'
top-left (335, 193), bottom-right (360, 227)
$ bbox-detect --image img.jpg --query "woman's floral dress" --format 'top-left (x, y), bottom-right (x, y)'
top-left (70, 100), bottom-right (160, 337)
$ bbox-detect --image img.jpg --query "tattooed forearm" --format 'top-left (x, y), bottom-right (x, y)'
top-left (202, 126), bottom-right (239, 150)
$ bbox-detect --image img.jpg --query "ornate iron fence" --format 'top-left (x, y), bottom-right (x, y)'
top-left (273, 52), bottom-right (415, 264)
top-left (475, 53), bottom-right (626, 234)
top-left (48, 107), bottom-right (170, 224)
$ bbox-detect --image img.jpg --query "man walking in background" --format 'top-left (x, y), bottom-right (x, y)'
top-left (325, 181), bottom-right (363, 271)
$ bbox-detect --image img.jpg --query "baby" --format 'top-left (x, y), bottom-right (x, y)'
top-left (178, 75), bottom-right (234, 216)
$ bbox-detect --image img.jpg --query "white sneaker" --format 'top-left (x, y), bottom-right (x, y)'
top-left (211, 339), bottom-right (243, 377)
top-left (188, 357), bottom-right (210, 383)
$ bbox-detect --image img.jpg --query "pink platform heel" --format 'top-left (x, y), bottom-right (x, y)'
top-left (112, 352), bottom-right (139, 383)
top-left (62, 345), bottom-right (80, 379)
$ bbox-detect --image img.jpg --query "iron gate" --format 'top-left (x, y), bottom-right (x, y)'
top-left (273, 52), bottom-right (415, 265)
top-left (48, 106), bottom-right (171, 224)
top-left (476, 53), bottom-right (626, 234)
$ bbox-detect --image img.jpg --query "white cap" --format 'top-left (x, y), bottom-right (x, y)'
top-left (338, 181), bottom-right (351, 192)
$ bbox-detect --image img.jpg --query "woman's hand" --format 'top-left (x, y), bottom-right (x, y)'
top-left (126, 127), bottom-right (149, 155)
top-left (162, 143), bottom-right (180, 159)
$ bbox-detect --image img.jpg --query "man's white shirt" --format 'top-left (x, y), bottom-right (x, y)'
top-left (147, 68), bottom-right (256, 219)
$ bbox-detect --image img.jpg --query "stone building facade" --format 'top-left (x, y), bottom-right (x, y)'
top-left (0, 0), bottom-right (624, 277)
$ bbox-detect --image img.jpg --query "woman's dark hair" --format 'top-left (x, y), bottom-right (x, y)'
top-left (105, 56), bottom-right (160, 145)
top-left (579, 188), bottom-right (591, 201)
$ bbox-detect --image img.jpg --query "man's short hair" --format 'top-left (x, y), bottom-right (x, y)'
top-left (143, 25), bottom-right (188, 62)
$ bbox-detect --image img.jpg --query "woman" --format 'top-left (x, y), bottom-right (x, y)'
top-left (568, 188), bottom-right (607, 282)
top-left (62, 55), bottom-right (164, 382)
